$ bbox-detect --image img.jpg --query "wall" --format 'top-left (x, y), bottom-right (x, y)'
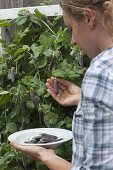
top-left (0, 0), bottom-right (59, 9)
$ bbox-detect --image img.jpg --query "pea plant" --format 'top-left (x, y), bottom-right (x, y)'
top-left (0, 8), bottom-right (88, 170)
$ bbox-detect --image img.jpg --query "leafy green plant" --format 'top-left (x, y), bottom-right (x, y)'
top-left (0, 8), bottom-right (88, 170)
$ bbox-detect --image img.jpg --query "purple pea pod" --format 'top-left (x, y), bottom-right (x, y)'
top-left (44, 16), bottom-right (51, 27)
top-left (54, 78), bottom-right (59, 95)
top-left (10, 67), bottom-right (15, 84)
top-left (5, 27), bottom-right (11, 42)
top-left (30, 88), bottom-right (40, 107)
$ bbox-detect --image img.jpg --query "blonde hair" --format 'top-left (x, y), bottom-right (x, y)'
top-left (60, 0), bottom-right (113, 36)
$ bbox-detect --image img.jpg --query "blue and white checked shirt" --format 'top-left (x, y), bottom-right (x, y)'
top-left (71, 47), bottom-right (113, 170)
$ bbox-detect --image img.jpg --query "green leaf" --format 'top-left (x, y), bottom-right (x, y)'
top-left (64, 116), bottom-right (72, 129)
top-left (3, 152), bottom-right (14, 161)
top-left (52, 69), bottom-right (65, 77)
top-left (0, 20), bottom-right (10, 27)
top-left (1, 143), bottom-right (13, 152)
top-left (22, 45), bottom-right (30, 51)
top-left (17, 9), bottom-right (30, 16)
top-left (0, 63), bottom-right (7, 71)
top-left (36, 161), bottom-right (47, 170)
top-left (0, 93), bottom-right (11, 105)
top-left (66, 70), bottom-right (80, 78)
top-left (37, 87), bottom-right (46, 96)
top-left (34, 8), bottom-right (45, 20)
top-left (33, 73), bottom-right (39, 84)
top-left (44, 111), bottom-right (58, 126)
top-left (56, 121), bottom-right (64, 128)
top-left (11, 105), bottom-right (20, 118)
top-left (14, 55), bottom-right (25, 62)
top-left (43, 48), bottom-right (53, 57)
top-left (31, 43), bottom-right (38, 52)
top-left (38, 59), bottom-right (47, 69)
top-left (9, 87), bottom-right (18, 95)
top-left (16, 16), bottom-right (27, 25)
top-left (0, 91), bottom-right (9, 95)
top-left (31, 44), bottom-right (43, 58)
top-left (15, 30), bottom-right (27, 39)
top-left (60, 59), bottom-right (72, 70)
top-left (35, 83), bottom-right (46, 96)
top-left (14, 48), bottom-right (25, 56)
top-left (5, 122), bottom-right (17, 133)
top-left (18, 84), bottom-right (28, 98)
top-left (0, 158), bottom-right (5, 165)
top-left (39, 34), bottom-right (48, 47)
top-left (30, 14), bottom-right (41, 25)
top-left (26, 100), bottom-right (34, 109)
top-left (54, 49), bottom-right (61, 57)
top-left (21, 75), bottom-right (33, 87)
top-left (41, 104), bottom-right (51, 113)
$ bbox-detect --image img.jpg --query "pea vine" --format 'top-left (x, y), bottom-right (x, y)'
top-left (0, 8), bottom-right (88, 170)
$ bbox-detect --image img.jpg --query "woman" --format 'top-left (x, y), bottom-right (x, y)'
top-left (10, 0), bottom-right (113, 169)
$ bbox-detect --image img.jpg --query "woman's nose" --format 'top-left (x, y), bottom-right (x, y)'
top-left (71, 38), bottom-right (77, 46)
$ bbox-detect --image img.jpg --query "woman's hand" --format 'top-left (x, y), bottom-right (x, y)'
top-left (45, 77), bottom-right (81, 106)
top-left (10, 142), bottom-right (72, 170)
top-left (10, 142), bottom-right (55, 162)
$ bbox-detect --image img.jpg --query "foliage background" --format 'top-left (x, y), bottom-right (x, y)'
top-left (0, 8), bottom-right (89, 170)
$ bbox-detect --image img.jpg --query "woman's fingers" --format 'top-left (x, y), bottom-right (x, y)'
top-left (47, 89), bottom-right (62, 102)
top-left (46, 82), bottom-right (54, 92)
top-left (10, 142), bottom-right (41, 160)
top-left (10, 142), bottom-right (26, 152)
top-left (10, 142), bottom-right (55, 162)
top-left (46, 78), bottom-right (54, 87)
top-left (10, 142), bottom-right (44, 155)
top-left (56, 78), bottom-right (72, 87)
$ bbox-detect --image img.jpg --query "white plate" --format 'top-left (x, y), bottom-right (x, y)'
top-left (8, 128), bottom-right (73, 148)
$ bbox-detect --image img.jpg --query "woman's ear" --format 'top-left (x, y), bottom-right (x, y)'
top-left (83, 8), bottom-right (96, 29)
